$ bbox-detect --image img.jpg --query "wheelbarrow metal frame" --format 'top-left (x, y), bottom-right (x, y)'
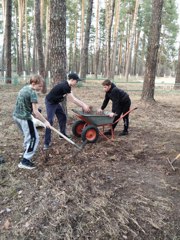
top-left (72, 107), bottom-right (137, 142)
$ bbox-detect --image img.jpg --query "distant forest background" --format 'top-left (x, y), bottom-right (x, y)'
top-left (1, 0), bottom-right (180, 100)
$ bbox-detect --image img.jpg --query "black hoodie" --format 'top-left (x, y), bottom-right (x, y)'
top-left (101, 83), bottom-right (130, 115)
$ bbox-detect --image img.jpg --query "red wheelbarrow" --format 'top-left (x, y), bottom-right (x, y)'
top-left (72, 107), bottom-right (137, 143)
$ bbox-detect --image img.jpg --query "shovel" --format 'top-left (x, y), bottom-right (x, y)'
top-left (32, 117), bottom-right (85, 150)
top-left (50, 126), bottom-right (83, 150)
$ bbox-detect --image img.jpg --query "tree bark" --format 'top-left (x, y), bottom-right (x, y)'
top-left (72, 17), bottom-right (78, 72)
top-left (174, 44), bottom-right (180, 89)
top-left (5, 0), bottom-right (12, 83)
top-left (80, 0), bottom-right (85, 56)
top-left (111, 0), bottom-right (121, 80)
top-left (17, 0), bottom-right (25, 76)
top-left (141, 0), bottom-right (164, 101)
top-left (125, 0), bottom-right (139, 81)
top-left (35, 0), bottom-right (46, 92)
top-left (32, 15), bottom-right (37, 74)
top-left (50, 0), bottom-right (67, 85)
top-left (45, 5), bottom-right (50, 72)
top-left (25, 0), bottom-right (30, 74)
top-left (34, 2), bottom-right (45, 72)
top-left (133, 29), bottom-right (140, 75)
top-left (1, 0), bottom-right (6, 76)
top-left (105, 0), bottom-right (115, 78)
top-left (79, 0), bottom-right (93, 80)
top-left (94, 0), bottom-right (99, 79)
top-left (117, 39), bottom-right (122, 75)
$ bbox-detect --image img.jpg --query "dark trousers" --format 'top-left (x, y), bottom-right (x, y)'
top-left (112, 99), bottom-right (131, 131)
top-left (44, 99), bottom-right (67, 145)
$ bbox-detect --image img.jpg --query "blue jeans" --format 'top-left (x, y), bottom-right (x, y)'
top-left (44, 99), bottom-right (67, 145)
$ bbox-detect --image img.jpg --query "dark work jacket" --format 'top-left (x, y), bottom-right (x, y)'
top-left (46, 81), bottom-right (71, 104)
top-left (101, 83), bottom-right (130, 115)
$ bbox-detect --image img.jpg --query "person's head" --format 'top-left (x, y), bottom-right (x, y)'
top-left (102, 79), bottom-right (112, 92)
top-left (30, 75), bottom-right (43, 91)
top-left (68, 73), bottom-right (81, 87)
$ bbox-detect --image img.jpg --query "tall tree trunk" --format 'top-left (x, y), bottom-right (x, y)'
top-left (40, 0), bottom-right (44, 30)
top-left (45, 5), bottom-right (50, 72)
top-left (111, 0), bottom-right (121, 80)
top-left (80, 0), bottom-right (85, 55)
top-left (117, 39), bottom-right (122, 75)
top-left (5, 0), bottom-right (12, 83)
top-left (72, 17), bottom-right (78, 72)
top-left (18, 0), bottom-right (25, 76)
top-left (94, 0), bottom-right (99, 79)
top-left (138, 32), bottom-right (145, 76)
top-left (35, 0), bottom-right (46, 92)
top-left (1, 0), bottom-right (6, 76)
top-left (123, 19), bottom-right (130, 75)
top-left (35, 0), bottom-right (45, 73)
top-left (141, 0), bottom-right (164, 101)
top-left (105, 0), bottom-right (115, 78)
top-left (32, 15), bottom-right (37, 74)
top-left (50, 0), bottom-right (66, 85)
top-left (125, 0), bottom-right (139, 81)
top-left (25, 0), bottom-right (30, 74)
top-left (14, 5), bottom-right (19, 74)
top-left (79, 0), bottom-right (85, 73)
top-left (79, 0), bottom-right (93, 80)
top-left (174, 44), bottom-right (180, 89)
top-left (133, 29), bottom-right (140, 76)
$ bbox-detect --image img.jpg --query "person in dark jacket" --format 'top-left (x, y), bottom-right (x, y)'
top-left (44, 73), bottom-right (90, 150)
top-left (98, 79), bottom-right (131, 135)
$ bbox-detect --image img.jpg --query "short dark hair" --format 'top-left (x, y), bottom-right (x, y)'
top-left (68, 73), bottom-right (80, 81)
top-left (102, 79), bottom-right (112, 86)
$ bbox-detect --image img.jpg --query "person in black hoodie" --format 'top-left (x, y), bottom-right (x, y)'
top-left (98, 79), bottom-right (131, 136)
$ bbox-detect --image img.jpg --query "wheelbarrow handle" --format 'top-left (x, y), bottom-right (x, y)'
top-left (113, 107), bottom-right (138, 125)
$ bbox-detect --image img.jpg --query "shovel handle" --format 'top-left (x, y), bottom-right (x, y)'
top-left (50, 126), bottom-right (81, 150)
top-left (33, 118), bottom-right (82, 150)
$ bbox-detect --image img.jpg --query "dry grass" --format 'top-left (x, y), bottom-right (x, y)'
top-left (0, 83), bottom-right (180, 240)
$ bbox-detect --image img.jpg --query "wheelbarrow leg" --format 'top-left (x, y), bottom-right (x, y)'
top-left (100, 126), bottom-right (115, 141)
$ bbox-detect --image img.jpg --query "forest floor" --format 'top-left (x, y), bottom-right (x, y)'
top-left (0, 81), bottom-right (180, 240)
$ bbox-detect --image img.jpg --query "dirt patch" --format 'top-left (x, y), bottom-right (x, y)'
top-left (0, 83), bottom-right (180, 240)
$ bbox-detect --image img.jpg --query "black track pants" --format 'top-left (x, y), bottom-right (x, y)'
top-left (112, 99), bottom-right (131, 131)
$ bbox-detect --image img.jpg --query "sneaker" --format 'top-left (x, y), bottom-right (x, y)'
top-left (18, 159), bottom-right (35, 170)
top-left (119, 130), bottom-right (128, 136)
top-left (43, 144), bottom-right (51, 150)
top-left (0, 156), bottom-right (5, 164)
top-left (104, 130), bottom-right (112, 136)
top-left (59, 133), bottom-right (71, 140)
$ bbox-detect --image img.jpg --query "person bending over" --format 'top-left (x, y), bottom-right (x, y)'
top-left (44, 73), bottom-right (90, 150)
top-left (98, 79), bottom-right (131, 136)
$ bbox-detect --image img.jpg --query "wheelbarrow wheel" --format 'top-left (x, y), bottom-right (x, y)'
top-left (81, 125), bottom-right (99, 143)
top-left (72, 120), bottom-right (86, 137)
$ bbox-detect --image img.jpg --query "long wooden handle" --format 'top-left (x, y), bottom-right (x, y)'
top-left (33, 118), bottom-right (82, 150)
top-left (50, 126), bottom-right (81, 150)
